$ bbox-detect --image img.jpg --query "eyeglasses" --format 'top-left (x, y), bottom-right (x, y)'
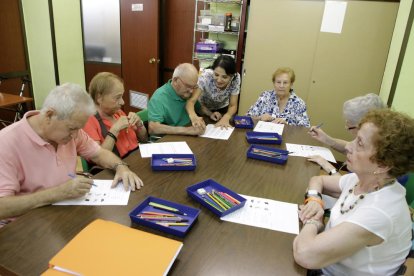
top-left (178, 77), bottom-right (198, 90)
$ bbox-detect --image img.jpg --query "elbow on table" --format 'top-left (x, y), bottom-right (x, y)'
top-left (293, 242), bottom-right (325, 270)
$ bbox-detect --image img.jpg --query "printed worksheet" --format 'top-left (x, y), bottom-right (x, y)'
top-left (286, 143), bottom-right (336, 163)
top-left (139, 142), bottom-right (193, 158)
top-left (221, 195), bottom-right (299, 234)
top-left (200, 124), bottom-right (234, 140)
top-left (53, 180), bottom-right (130, 206)
top-left (253, 121), bottom-right (284, 135)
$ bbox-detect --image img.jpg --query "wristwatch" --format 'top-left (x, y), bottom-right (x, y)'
top-left (329, 168), bottom-right (338, 175)
top-left (304, 189), bottom-right (322, 199)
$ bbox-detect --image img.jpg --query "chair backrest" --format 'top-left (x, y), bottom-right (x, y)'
top-left (405, 173), bottom-right (414, 208)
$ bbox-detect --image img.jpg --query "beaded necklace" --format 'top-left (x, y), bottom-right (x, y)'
top-left (339, 179), bottom-right (396, 215)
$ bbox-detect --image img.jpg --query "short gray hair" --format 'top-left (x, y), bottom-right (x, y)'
top-left (343, 93), bottom-right (386, 126)
top-left (172, 63), bottom-right (198, 79)
top-left (41, 83), bottom-right (95, 120)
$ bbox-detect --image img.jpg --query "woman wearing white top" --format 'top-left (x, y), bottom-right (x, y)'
top-left (294, 109), bottom-right (414, 275)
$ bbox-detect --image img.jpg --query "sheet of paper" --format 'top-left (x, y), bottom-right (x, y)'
top-left (199, 124), bottom-right (234, 140)
top-left (53, 180), bottom-right (130, 206)
top-left (320, 1), bottom-right (347, 34)
top-left (253, 121), bottom-right (284, 135)
top-left (221, 195), bottom-right (299, 234)
top-left (139, 142), bottom-right (193, 158)
top-left (286, 143), bottom-right (336, 163)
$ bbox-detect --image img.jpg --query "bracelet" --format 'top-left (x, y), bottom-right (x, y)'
top-left (112, 161), bottom-right (129, 171)
top-left (305, 219), bottom-right (324, 233)
top-left (107, 131), bottom-right (118, 142)
top-left (304, 197), bottom-right (325, 209)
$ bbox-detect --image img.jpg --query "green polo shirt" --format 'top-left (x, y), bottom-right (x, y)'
top-left (148, 80), bottom-right (200, 126)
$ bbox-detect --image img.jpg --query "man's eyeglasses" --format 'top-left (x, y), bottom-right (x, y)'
top-left (178, 77), bottom-right (198, 90)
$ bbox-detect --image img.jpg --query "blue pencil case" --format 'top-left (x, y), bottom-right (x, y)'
top-left (187, 179), bottom-right (246, 217)
top-left (246, 145), bottom-right (288, 164)
top-left (246, 131), bottom-right (282, 144)
top-left (151, 154), bottom-right (196, 171)
top-left (234, 116), bottom-right (254, 129)
top-left (129, 196), bottom-right (200, 237)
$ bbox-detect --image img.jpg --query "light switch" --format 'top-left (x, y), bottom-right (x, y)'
top-left (131, 4), bottom-right (143, 12)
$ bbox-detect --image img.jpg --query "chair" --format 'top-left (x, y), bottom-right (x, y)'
top-left (405, 173), bottom-right (414, 208)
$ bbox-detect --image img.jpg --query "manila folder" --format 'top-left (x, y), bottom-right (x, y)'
top-left (43, 219), bottom-right (183, 276)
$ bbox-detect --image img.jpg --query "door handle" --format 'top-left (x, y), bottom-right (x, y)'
top-left (149, 58), bottom-right (160, 64)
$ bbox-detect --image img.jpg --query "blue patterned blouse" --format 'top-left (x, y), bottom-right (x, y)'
top-left (198, 69), bottom-right (241, 110)
top-left (246, 89), bottom-right (310, 127)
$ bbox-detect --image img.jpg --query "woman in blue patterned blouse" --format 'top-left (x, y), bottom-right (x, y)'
top-left (186, 55), bottom-right (241, 129)
top-left (246, 67), bottom-right (310, 127)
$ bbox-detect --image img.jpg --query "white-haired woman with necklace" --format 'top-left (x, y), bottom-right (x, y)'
top-left (294, 109), bottom-right (414, 275)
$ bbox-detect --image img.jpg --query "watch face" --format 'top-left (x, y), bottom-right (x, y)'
top-left (308, 190), bottom-right (318, 195)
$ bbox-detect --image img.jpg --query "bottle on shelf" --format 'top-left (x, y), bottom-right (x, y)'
top-left (225, 12), bottom-right (232, 32)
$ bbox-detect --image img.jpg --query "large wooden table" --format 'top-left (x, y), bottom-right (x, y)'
top-left (0, 125), bottom-right (321, 276)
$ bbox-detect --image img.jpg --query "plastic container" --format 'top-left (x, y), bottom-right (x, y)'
top-left (233, 115), bottom-right (254, 129)
top-left (245, 131), bottom-right (282, 144)
top-left (195, 42), bottom-right (223, 53)
top-left (246, 145), bottom-right (289, 164)
top-left (198, 16), bottom-right (212, 25)
top-left (196, 23), bottom-right (209, 31)
top-left (187, 179), bottom-right (246, 217)
top-left (129, 196), bottom-right (200, 238)
top-left (151, 154), bottom-right (196, 171)
top-left (212, 14), bottom-right (225, 26)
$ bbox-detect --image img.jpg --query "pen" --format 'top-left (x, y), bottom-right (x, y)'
top-left (67, 173), bottom-right (97, 186)
top-left (315, 122), bottom-right (324, 129)
top-left (149, 202), bottom-right (188, 216)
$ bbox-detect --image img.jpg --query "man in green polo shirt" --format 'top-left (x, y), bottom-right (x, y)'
top-left (148, 63), bottom-right (205, 136)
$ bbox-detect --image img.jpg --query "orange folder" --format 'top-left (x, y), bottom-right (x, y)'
top-left (41, 219), bottom-right (183, 276)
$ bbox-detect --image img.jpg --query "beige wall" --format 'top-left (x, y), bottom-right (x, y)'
top-left (380, 0), bottom-right (413, 116)
top-left (388, 4), bottom-right (414, 117)
top-left (22, 0), bottom-right (85, 108)
top-left (52, 0), bottom-right (85, 88)
top-left (22, 0), bottom-right (56, 108)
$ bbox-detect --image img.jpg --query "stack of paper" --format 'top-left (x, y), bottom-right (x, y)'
top-left (139, 142), bottom-right (193, 158)
top-left (253, 121), bottom-right (284, 135)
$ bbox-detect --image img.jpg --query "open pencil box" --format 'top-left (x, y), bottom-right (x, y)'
top-left (129, 196), bottom-right (200, 237)
top-left (246, 145), bottom-right (288, 164)
top-left (186, 179), bottom-right (246, 217)
top-left (245, 131), bottom-right (282, 144)
top-left (151, 154), bottom-right (196, 171)
top-left (233, 116), bottom-right (254, 129)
